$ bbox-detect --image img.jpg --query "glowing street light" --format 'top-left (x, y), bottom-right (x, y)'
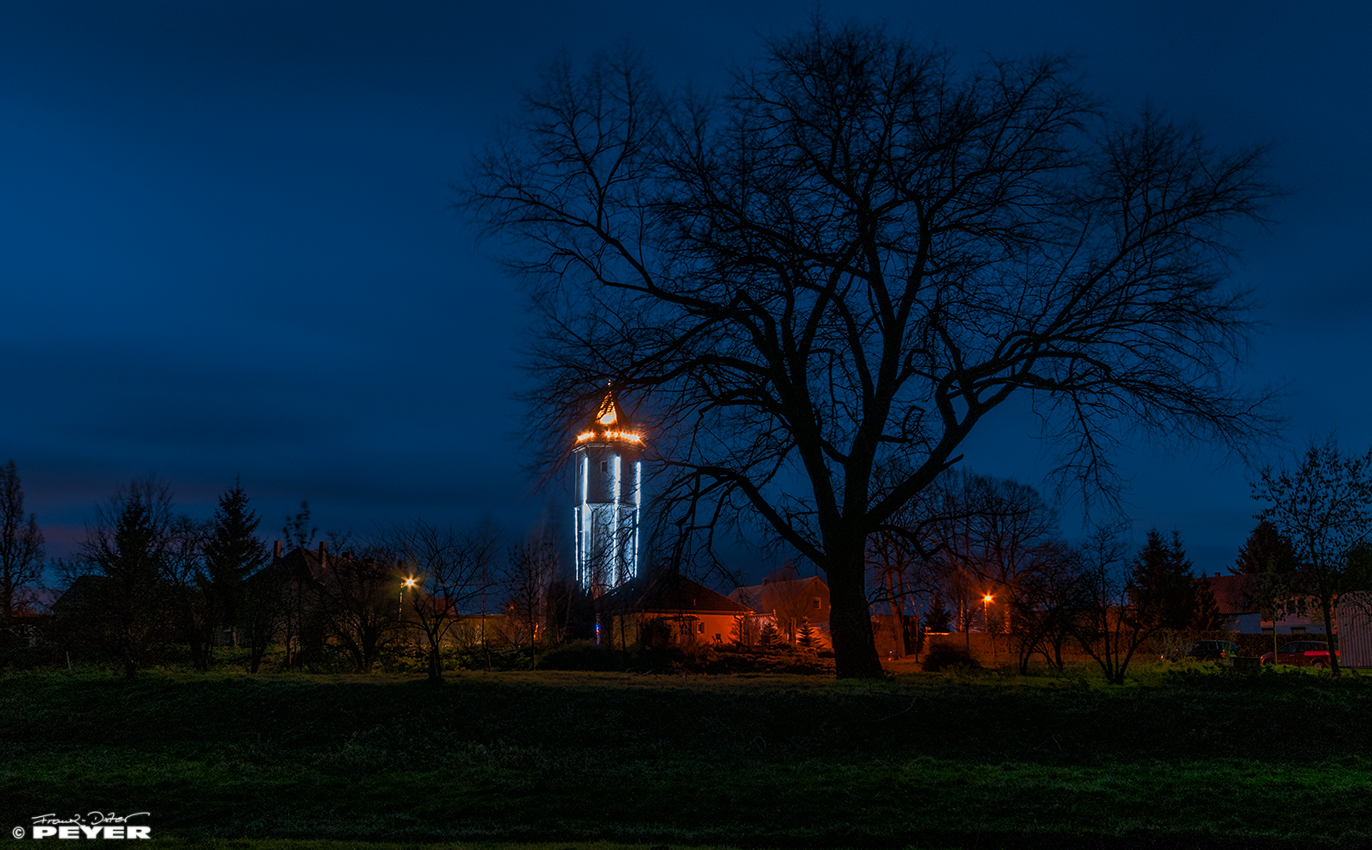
top-left (400, 575), bottom-right (417, 614)
top-left (983, 593), bottom-right (995, 660)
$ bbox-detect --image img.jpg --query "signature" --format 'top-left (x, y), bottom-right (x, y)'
top-left (31, 812), bottom-right (149, 826)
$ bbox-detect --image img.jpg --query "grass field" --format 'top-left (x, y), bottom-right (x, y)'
top-left (1, 663), bottom-right (1369, 849)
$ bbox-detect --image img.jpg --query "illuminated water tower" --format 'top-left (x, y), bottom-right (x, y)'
top-left (573, 390), bottom-right (642, 596)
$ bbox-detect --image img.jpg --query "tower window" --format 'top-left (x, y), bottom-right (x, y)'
top-left (600, 461), bottom-right (609, 472)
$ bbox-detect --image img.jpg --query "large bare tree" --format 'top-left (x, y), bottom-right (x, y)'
top-left (463, 22), bottom-right (1276, 677)
top-left (0, 460), bottom-right (45, 635)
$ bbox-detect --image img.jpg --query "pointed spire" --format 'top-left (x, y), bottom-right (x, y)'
top-left (594, 391), bottom-right (620, 427)
top-left (575, 387), bottom-right (641, 444)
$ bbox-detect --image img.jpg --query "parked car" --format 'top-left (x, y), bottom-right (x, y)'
top-left (1162, 639), bottom-right (1240, 662)
top-left (1258, 640), bottom-right (1339, 668)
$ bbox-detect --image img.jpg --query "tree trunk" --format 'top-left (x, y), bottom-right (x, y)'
top-left (884, 570), bottom-right (903, 660)
top-left (427, 645), bottom-right (443, 682)
top-left (1322, 599), bottom-right (1340, 676)
top-left (826, 556), bottom-right (883, 678)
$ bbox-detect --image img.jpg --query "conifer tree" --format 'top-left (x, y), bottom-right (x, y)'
top-left (1191, 577), bottom-right (1225, 631)
top-left (1129, 529), bottom-right (1196, 632)
top-left (1232, 520), bottom-right (1299, 575)
top-left (204, 482), bottom-right (269, 649)
top-left (924, 591), bottom-right (952, 633)
top-left (759, 621), bottom-right (779, 646)
top-left (78, 478), bottom-right (176, 678)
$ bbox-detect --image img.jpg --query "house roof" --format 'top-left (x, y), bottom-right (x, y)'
top-left (1205, 573), bottom-right (1256, 615)
top-left (51, 574), bottom-right (114, 614)
top-left (729, 576), bottom-right (827, 612)
top-left (601, 572), bottom-right (752, 615)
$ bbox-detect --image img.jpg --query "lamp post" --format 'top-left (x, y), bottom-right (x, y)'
top-left (400, 575), bottom-right (418, 658)
top-left (982, 593), bottom-right (994, 660)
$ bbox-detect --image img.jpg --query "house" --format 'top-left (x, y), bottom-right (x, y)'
top-left (1204, 573), bottom-right (1326, 635)
top-left (597, 572), bottom-right (753, 648)
top-left (728, 575), bottom-right (830, 647)
top-left (1335, 592), bottom-right (1372, 668)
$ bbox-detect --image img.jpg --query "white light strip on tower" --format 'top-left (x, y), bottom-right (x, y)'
top-left (611, 454), bottom-right (621, 584)
top-left (572, 507), bottom-right (581, 586)
top-left (633, 460), bottom-right (642, 580)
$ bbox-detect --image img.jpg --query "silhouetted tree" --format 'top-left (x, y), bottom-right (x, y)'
top-left (1129, 529), bottom-right (1197, 632)
top-left (384, 520), bottom-right (499, 681)
top-left (924, 591), bottom-right (952, 633)
top-left (1191, 576), bottom-right (1225, 631)
top-left (204, 482), bottom-right (270, 651)
top-left (1009, 541), bottom-right (1079, 672)
top-left (282, 501), bottom-right (317, 550)
top-left (0, 460), bottom-right (45, 639)
top-left (464, 21), bottom-right (1277, 677)
top-left (239, 558), bottom-right (286, 673)
top-left (1232, 518), bottom-right (1301, 657)
top-left (163, 515), bottom-right (213, 670)
top-left (1232, 520), bottom-right (1299, 575)
top-left (504, 522), bottom-right (559, 667)
top-left (74, 478), bottom-right (177, 678)
top-left (921, 471), bottom-right (1060, 636)
top-left (545, 579), bottom-right (595, 644)
top-left (1252, 435), bottom-right (1372, 676)
top-left (1070, 527), bottom-right (1157, 685)
top-left (312, 540), bottom-right (402, 673)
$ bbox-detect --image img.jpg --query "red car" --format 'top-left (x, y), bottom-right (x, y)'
top-left (1259, 640), bottom-right (1339, 668)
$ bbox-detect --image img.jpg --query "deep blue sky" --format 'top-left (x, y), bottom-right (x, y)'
top-left (3, 1), bottom-right (1370, 579)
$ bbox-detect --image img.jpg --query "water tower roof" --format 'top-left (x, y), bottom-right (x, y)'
top-left (576, 389), bottom-right (642, 446)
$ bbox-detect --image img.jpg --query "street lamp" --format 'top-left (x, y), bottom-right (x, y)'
top-left (983, 593), bottom-right (994, 660)
top-left (400, 575), bottom-right (417, 614)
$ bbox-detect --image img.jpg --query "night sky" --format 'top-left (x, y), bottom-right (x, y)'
top-left (3, 1), bottom-right (1370, 580)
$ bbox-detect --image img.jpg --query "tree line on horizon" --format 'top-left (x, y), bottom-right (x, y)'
top-left (5, 436), bottom-right (1371, 684)
top-left (0, 462), bottom-right (601, 679)
top-left (865, 435), bottom-right (1372, 680)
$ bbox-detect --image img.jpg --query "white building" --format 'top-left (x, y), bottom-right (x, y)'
top-left (572, 390), bottom-right (642, 596)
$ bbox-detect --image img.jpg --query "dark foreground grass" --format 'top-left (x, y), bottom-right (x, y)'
top-left (1, 666), bottom-right (1369, 849)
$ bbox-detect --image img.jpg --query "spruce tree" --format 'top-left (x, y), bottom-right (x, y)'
top-left (204, 482), bottom-right (269, 649)
top-left (1232, 520), bottom-right (1298, 575)
top-left (759, 621), bottom-right (779, 646)
top-left (1129, 529), bottom-right (1196, 631)
top-left (1191, 577), bottom-right (1225, 631)
top-left (924, 591), bottom-right (952, 633)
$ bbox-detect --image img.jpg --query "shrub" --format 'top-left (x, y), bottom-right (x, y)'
top-left (539, 639), bottom-right (627, 671)
top-left (921, 643), bottom-right (980, 673)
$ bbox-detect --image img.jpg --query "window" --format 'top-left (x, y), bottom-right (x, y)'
top-left (600, 461), bottom-right (609, 472)
top-left (813, 597), bottom-right (822, 608)
top-left (697, 622), bottom-right (705, 634)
